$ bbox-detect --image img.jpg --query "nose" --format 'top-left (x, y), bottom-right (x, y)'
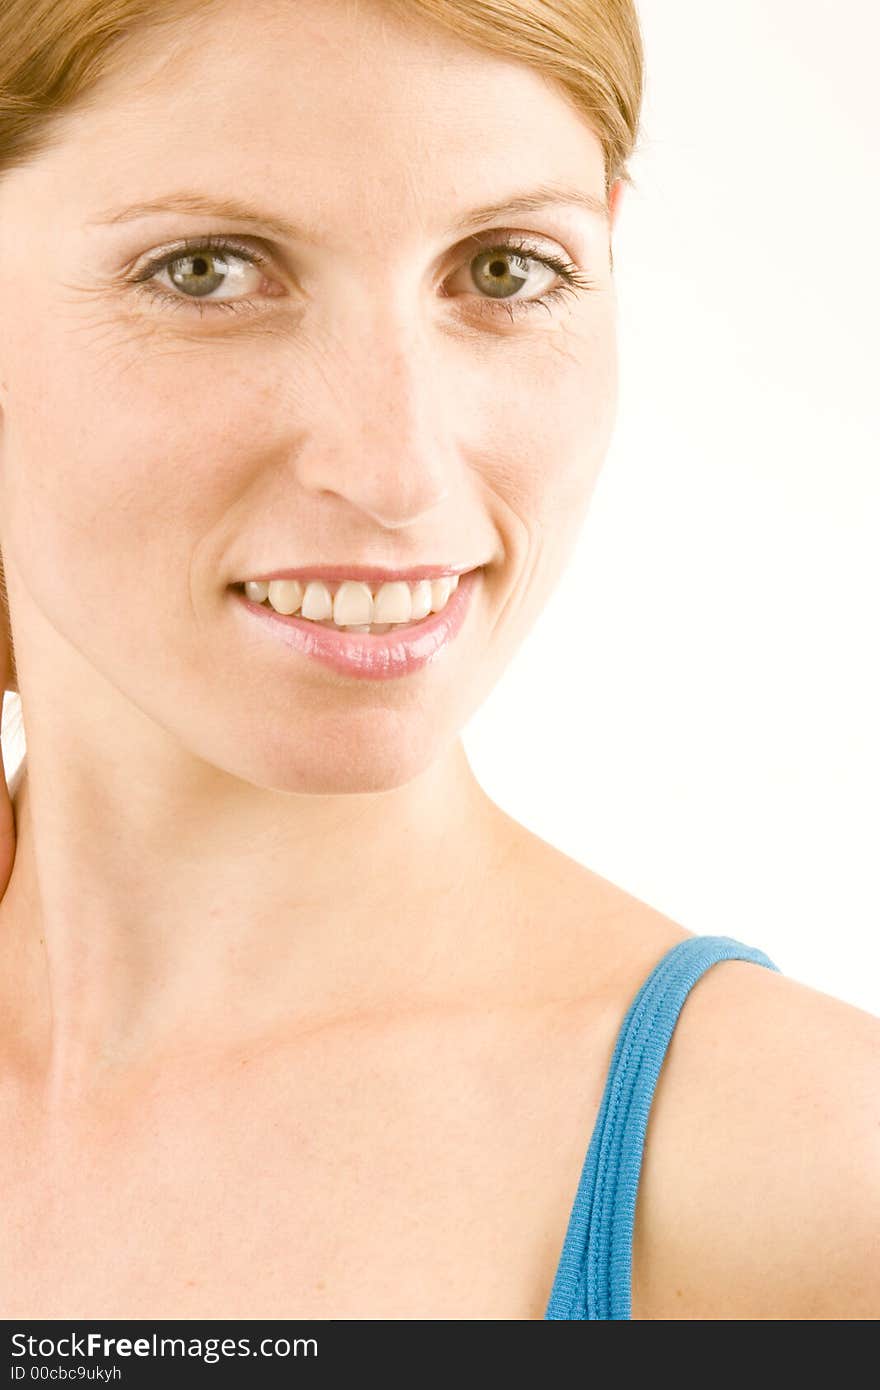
top-left (290, 315), bottom-right (454, 530)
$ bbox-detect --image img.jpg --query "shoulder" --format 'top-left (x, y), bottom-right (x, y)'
top-left (478, 817), bottom-right (879, 1319)
top-left (630, 953), bottom-right (880, 1319)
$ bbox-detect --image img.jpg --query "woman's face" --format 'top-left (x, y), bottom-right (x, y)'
top-left (0, 0), bottom-right (620, 794)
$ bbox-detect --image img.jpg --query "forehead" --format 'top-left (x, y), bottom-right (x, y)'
top-left (2, 0), bottom-right (606, 245)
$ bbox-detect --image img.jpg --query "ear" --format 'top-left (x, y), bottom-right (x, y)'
top-left (608, 177), bottom-right (626, 233)
top-left (0, 378), bottom-right (15, 696)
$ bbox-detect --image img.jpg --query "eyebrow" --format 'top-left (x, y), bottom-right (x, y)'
top-left (88, 181), bottom-right (609, 242)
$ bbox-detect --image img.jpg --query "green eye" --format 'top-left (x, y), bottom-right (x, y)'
top-left (130, 231), bottom-right (596, 322)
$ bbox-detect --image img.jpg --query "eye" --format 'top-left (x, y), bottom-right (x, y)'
top-left (445, 234), bottom-right (597, 322)
top-left (127, 231), bottom-right (596, 321)
top-left (128, 234), bottom-right (271, 316)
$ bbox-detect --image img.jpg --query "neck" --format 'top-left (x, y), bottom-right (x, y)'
top-left (0, 733), bottom-right (507, 1108)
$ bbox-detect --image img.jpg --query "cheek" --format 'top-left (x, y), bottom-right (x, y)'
top-left (0, 322), bottom-right (269, 661)
top-left (478, 316), bottom-right (618, 530)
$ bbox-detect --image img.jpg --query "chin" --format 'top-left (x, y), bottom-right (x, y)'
top-left (235, 719), bottom-right (444, 797)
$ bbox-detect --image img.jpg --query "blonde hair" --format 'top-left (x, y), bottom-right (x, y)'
top-left (0, 0), bottom-right (644, 716)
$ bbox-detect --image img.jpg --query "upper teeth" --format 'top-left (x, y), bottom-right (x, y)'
top-left (243, 574), bottom-right (461, 625)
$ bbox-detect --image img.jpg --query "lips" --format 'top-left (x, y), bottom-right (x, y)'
top-left (239, 563), bottom-right (479, 586)
top-left (233, 564), bottom-right (482, 680)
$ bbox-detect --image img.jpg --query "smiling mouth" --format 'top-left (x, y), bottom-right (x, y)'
top-left (230, 565), bottom-right (482, 680)
top-left (231, 570), bottom-right (470, 634)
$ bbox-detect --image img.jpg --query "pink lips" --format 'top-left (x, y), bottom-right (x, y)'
top-left (233, 567), bottom-right (481, 680)
top-left (245, 564), bottom-right (474, 586)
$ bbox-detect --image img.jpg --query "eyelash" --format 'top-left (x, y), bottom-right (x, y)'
top-left (127, 232), bottom-right (596, 323)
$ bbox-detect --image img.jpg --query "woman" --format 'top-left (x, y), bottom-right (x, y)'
top-left (0, 0), bottom-right (876, 1321)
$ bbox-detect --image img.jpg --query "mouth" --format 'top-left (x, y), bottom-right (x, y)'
top-left (229, 565), bottom-right (484, 680)
top-left (229, 565), bottom-right (480, 635)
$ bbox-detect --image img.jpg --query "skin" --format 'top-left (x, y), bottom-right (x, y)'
top-left (0, 0), bottom-right (877, 1321)
top-left (0, 0), bottom-right (623, 1086)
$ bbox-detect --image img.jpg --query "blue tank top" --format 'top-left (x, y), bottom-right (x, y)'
top-left (543, 933), bottom-right (781, 1319)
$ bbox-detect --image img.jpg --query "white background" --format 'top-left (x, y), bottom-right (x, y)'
top-left (465, 0), bottom-right (880, 1015)
top-left (3, 1), bottom-right (878, 1015)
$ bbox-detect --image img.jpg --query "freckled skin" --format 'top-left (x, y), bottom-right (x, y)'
top-left (0, 0), bottom-right (623, 1025)
top-left (0, 0), bottom-right (643, 1319)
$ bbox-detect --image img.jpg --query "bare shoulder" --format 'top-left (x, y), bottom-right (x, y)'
top-left (483, 808), bottom-right (697, 993)
top-left (471, 810), bottom-right (878, 1320)
top-left (630, 953), bottom-right (880, 1319)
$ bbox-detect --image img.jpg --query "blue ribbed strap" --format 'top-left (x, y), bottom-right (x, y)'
top-left (543, 934), bottom-right (781, 1320)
